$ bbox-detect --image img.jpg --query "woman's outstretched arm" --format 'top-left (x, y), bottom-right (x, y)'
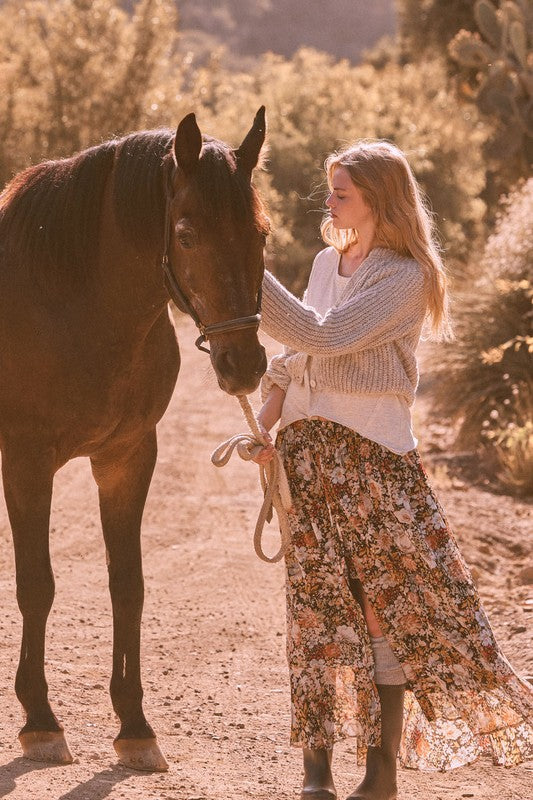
top-left (261, 263), bottom-right (426, 356)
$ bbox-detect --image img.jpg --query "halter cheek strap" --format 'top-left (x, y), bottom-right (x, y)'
top-left (160, 175), bottom-right (262, 354)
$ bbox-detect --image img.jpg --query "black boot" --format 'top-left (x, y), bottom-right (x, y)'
top-left (301, 747), bottom-right (337, 799)
top-left (346, 684), bottom-right (405, 800)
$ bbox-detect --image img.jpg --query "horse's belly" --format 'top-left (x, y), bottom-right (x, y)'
top-left (0, 311), bottom-right (180, 461)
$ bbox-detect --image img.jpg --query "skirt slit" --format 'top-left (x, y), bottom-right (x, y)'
top-left (277, 418), bottom-right (533, 770)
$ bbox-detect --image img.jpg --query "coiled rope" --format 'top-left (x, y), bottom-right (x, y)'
top-left (210, 395), bottom-right (292, 563)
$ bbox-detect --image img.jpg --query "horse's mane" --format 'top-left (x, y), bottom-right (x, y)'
top-left (0, 131), bottom-right (172, 284)
top-left (0, 128), bottom-right (267, 288)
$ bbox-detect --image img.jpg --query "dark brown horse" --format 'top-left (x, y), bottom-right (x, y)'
top-left (0, 109), bottom-right (268, 771)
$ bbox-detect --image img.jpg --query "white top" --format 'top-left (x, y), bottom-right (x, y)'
top-left (278, 252), bottom-right (417, 455)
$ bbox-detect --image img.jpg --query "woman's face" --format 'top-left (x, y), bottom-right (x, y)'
top-left (326, 166), bottom-right (374, 231)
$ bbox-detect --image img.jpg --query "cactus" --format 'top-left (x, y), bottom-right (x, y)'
top-left (475, 0), bottom-right (503, 48)
top-left (501, 1), bottom-right (525, 24)
top-left (478, 79), bottom-right (517, 117)
top-left (509, 19), bottom-right (528, 65)
top-left (514, 0), bottom-right (532, 16)
top-left (484, 121), bottom-right (524, 158)
top-left (449, 0), bottom-right (532, 175)
top-left (449, 29), bottom-right (495, 67)
top-left (517, 102), bottom-right (533, 136)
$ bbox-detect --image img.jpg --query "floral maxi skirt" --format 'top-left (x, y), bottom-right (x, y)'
top-left (276, 419), bottom-right (533, 771)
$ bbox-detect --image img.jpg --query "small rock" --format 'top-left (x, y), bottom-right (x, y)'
top-left (510, 625), bottom-right (527, 636)
top-left (518, 566), bottom-right (533, 585)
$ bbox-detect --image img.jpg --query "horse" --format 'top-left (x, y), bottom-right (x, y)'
top-left (0, 108), bottom-right (268, 771)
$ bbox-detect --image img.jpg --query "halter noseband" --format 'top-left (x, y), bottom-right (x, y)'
top-left (161, 172), bottom-right (262, 354)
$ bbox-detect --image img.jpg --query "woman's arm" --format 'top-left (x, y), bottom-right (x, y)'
top-left (252, 385), bottom-right (286, 465)
top-left (261, 263), bottom-right (426, 356)
top-left (257, 384), bottom-right (285, 433)
top-left (260, 348), bottom-right (296, 402)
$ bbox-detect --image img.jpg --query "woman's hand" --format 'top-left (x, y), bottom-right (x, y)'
top-left (251, 384), bottom-right (285, 465)
top-left (252, 424), bottom-right (276, 465)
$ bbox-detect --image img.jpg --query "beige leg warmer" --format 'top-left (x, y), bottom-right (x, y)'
top-left (370, 635), bottom-right (406, 685)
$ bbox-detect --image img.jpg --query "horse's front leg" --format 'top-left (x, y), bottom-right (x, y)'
top-left (91, 429), bottom-right (168, 772)
top-left (2, 442), bottom-right (73, 764)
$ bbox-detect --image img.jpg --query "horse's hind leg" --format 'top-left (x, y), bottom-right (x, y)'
top-left (1, 444), bottom-right (73, 764)
top-left (91, 429), bottom-right (168, 772)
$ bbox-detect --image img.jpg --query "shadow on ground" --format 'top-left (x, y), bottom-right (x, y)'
top-left (0, 758), bottom-right (135, 800)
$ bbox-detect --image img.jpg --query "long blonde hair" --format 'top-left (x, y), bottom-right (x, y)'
top-left (321, 140), bottom-right (452, 339)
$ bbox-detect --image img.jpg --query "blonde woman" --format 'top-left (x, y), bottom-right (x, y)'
top-left (255, 141), bottom-right (533, 800)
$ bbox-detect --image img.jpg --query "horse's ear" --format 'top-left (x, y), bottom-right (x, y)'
top-left (173, 113), bottom-right (202, 173)
top-left (235, 106), bottom-right (266, 176)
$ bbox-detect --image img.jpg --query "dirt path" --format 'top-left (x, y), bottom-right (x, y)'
top-left (0, 317), bottom-right (531, 800)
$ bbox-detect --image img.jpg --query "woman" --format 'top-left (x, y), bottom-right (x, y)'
top-left (255, 141), bottom-right (533, 800)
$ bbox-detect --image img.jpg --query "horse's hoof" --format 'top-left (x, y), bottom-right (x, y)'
top-left (19, 730), bottom-right (73, 764)
top-left (114, 737), bottom-right (169, 772)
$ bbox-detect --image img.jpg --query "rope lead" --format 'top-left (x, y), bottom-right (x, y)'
top-left (210, 395), bottom-right (292, 563)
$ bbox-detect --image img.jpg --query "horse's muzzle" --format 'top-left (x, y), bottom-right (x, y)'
top-left (212, 342), bottom-right (267, 396)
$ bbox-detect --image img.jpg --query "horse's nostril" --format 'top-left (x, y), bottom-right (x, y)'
top-left (216, 346), bottom-right (265, 389)
top-left (219, 349), bottom-right (238, 374)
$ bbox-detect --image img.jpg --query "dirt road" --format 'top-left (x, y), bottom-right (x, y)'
top-left (0, 317), bottom-right (531, 800)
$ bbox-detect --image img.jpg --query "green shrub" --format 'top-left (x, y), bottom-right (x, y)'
top-left (431, 178), bottom-right (533, 494)
top-left (0, 0), bottom-right (178, 185)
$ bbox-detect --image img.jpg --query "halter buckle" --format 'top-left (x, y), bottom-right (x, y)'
top-left (195, 332), bottom-right (211, 354)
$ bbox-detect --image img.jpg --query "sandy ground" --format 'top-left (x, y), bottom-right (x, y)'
top-left (0, 317), bottom-right (532, 800)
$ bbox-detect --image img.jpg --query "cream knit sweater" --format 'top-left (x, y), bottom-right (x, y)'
top-left (260, 247), bottom-right (427, 406)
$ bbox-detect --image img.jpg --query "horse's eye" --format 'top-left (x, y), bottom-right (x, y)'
top-left (176, 229), bottom-right (197, 249)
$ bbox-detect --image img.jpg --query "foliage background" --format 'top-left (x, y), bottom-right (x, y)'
top-left (0, 0), bottom-right (531, 492)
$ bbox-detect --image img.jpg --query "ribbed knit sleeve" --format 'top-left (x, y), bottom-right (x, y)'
top-left (260, 348), bottom-right (294, 401)
top-left (261, 257), bottom-right (426, 356)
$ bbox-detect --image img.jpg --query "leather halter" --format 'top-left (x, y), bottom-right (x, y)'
top-left (160, 171), bottom-right (262, 354)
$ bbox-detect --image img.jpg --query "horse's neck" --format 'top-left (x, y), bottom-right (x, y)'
top-left (96, 190), bottom-right (169, 331)
top-left (94, 257), bottom-right (169, 342)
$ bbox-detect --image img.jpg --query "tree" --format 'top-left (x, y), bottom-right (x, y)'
top-left (0, 0), bottom-right (178, 185)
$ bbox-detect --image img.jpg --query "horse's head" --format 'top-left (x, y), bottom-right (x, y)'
top-left (165, 108), bottom-right (269, 396)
